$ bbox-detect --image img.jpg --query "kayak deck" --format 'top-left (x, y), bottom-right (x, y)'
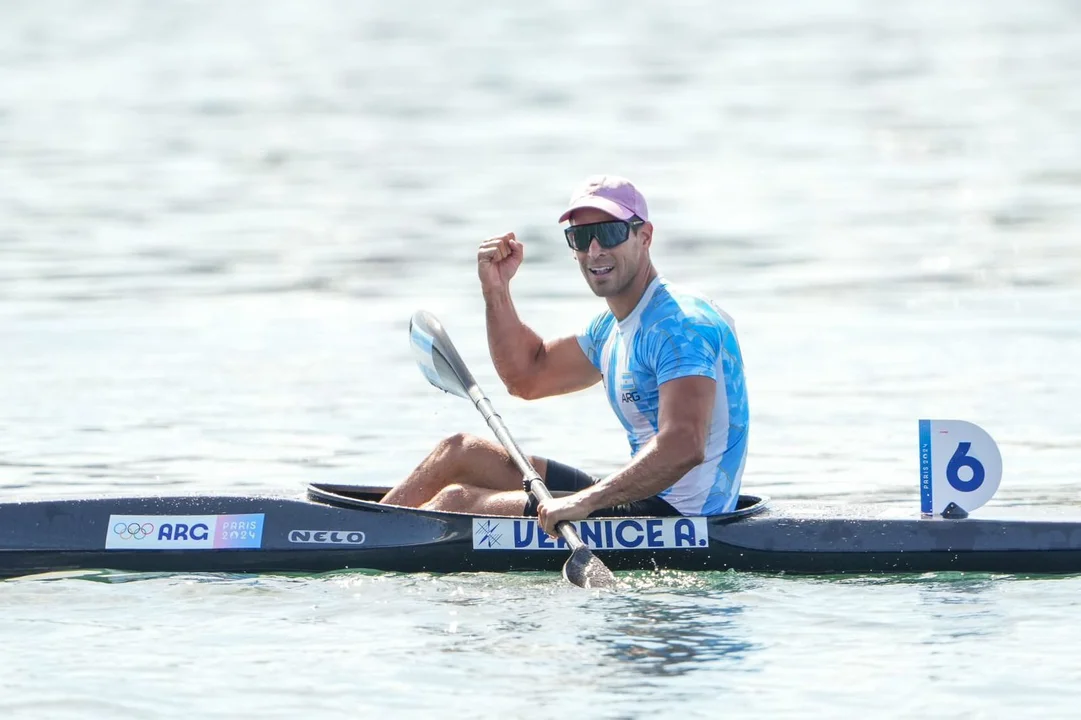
top-left (1, 483), bottom-right (1081, 579)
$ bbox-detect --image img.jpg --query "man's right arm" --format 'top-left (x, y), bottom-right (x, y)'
top-left (484, 285), bottom-right (600, 400)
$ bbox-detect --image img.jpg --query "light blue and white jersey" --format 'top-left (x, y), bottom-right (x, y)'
top-left (577, 276), bottom-right (749, 515)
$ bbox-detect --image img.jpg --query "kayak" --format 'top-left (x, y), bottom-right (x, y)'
top-left (3, 311), bottom-right (1065, 583)
top-left (3, 482), bottom-right (1081, 580)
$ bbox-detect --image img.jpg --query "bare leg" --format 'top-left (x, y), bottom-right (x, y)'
top-left (421, 485), bottom-right (530, 516)
top-left (381, 432), bottom-right (549, 508)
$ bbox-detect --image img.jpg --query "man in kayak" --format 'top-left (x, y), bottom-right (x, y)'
top-left (381, 175), bottom-right (749, 535)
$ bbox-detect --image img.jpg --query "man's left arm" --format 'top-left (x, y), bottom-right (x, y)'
top-left (581, 375), bottom-right (715, 506)
top-left (536, 375), bottom-right (716, 533)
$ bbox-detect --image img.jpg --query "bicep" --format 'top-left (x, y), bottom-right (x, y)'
top-left (647, 314), bottom-right (722, 440)
top-left (657, 376), bottom-right (716, 451)
top-left (525, 335), bottom-right (601, 399)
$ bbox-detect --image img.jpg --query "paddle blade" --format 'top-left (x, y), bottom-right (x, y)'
top-left (563, 546), bottom-right (618, 590)
top-left (409, 310), bottom-right (475, 399)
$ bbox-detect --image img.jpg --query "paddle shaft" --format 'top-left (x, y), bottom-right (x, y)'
top-left (468, 387), bottom-right (586, 551)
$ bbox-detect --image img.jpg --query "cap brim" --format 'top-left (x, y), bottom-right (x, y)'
top-left (558, 196), bottom-right (635, 223)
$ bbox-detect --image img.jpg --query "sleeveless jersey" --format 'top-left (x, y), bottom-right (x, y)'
top-left (576, 276), bottom-right (749, 515)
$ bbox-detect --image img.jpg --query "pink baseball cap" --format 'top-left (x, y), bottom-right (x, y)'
top-left (558, 175), bottom-right (649, 223)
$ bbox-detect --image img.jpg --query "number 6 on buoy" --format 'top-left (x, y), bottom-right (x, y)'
top-left (919, 419), bottom-right (1003, 517)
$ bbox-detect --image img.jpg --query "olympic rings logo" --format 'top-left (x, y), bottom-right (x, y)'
top-left (112, 522), bottom-right (155, 540)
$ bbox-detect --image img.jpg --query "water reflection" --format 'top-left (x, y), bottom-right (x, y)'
top-left (591, 573), bottom-right (760, 679)
top-left (834, 572), bottom-right (1007, 642)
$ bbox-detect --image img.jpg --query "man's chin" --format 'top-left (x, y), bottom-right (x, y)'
top-left (586, 279), bottom-right (619, 297)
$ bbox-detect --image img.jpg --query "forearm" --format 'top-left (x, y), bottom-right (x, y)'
top-left (576, 433), bottom-right (704, 511)
top-left (484, 286), bottom-right (544, 392)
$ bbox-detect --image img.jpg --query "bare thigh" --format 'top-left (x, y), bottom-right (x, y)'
top-left (421, 486), bottom-right (531, 515)
top-left (447, 434), bottom-right (549, 491)
top-left (382, 432), bottom-right (549, 507)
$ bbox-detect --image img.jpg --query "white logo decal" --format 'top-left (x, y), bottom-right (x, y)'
top-left (472, 517), bottom-right (709, 551)
top-left (106, 514), bottom-right (264, 550)
top-left (288, 530), bottom-right (366, 545)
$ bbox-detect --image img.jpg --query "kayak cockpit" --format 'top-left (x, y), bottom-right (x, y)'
top-left (724, 493), bottom-right (770, 521)
top-left (306, 482), bottom-right (770, 521)
top-left (308, 483), bottom-right (390, 508)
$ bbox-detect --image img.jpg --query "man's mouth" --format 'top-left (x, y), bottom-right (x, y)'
top-left (588, 266), bottom-right (614, 276)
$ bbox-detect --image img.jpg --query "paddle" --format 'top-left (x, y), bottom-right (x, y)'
top-left (408, 309), bottom-right (618, 590)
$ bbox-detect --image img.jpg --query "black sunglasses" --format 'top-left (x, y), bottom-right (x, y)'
top-left (564, 219), bottom-right (644, 252)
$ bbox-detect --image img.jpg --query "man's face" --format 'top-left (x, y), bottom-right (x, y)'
top-left (567, 208), bottom-right (651, 298)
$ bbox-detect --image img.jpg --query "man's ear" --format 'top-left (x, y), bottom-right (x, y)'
top-left (638, 221), bottom-right (654, 249)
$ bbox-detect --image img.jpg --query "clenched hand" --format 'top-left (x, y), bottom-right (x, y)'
top-left (477, 232), bottom-right (524, 292)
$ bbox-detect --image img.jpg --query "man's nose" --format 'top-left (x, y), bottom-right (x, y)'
top-left (587, 238), bottom-right (604, 257)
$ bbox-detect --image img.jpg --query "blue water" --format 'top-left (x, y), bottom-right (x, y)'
top-left (2, 0), bottom-right (1080, 717)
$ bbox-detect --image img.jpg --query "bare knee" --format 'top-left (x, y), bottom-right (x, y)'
top-left (433, 433), bottom-right (490, 473)
top-left (424, 483), bottom-right (475, 513)
top-left (435, 432), bottom-right (471, 455)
